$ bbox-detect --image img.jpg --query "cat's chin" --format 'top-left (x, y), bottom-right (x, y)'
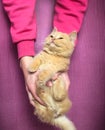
top-left (50, 42), bottom-right (55, 47)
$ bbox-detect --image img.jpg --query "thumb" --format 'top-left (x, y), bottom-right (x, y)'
top-left (51, 72), bottom-right (61, 81)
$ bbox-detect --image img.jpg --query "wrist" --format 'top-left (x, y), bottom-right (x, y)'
top-left (20, 56), bottom-right (34, 75)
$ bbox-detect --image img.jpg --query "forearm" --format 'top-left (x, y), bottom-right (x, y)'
top-left (54, 0), bottom-right (88, 34)
top-left (2, 0), bottom-right (36, 58)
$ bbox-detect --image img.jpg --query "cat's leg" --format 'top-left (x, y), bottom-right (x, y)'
top-left (28, 56), bottom-right (41, 72)
top-left (37, 86), bottom-right (57, 114)
top-left (52, 76), bottom-right (67, 101)
top-left (37, 69), bottom-right (56, 87)
top-left (56, 98), bottom-right (72, 117)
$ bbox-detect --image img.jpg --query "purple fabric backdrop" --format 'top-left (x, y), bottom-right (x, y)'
top-left (0, 0), bottom-right (105, 130)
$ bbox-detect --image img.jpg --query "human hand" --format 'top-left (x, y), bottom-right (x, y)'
top-left (20, 56), bottom-right (44, 107)
top-left (47, 72), bottom-right (70, 91)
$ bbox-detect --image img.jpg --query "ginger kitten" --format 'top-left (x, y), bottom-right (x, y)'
top-left (29, 28), bottom-right (77, 130)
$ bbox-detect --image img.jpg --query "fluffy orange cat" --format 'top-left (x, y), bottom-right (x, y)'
top-left (28, 28), bottom-right (77, 130)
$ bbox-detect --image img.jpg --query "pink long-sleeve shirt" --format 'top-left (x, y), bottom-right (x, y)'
top-left (2, 0), bottom-right (88, 58)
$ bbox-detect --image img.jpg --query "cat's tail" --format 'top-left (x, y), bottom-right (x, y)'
top-left (51, 115), bottom-right (76, 130)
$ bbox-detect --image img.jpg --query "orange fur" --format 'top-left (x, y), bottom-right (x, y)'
top-left (28, 29), bottom-right (77, 130)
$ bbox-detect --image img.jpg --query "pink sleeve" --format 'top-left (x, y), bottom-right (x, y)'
top-left (2, 0), bottom-right (36, 58)
top-left (54, 0), bottom-right (88, 34)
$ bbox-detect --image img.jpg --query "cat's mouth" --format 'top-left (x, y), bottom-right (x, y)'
top-left (44, 42), bottom-right (61, 52)
top-left (49, 42), bottom-right (60, 48)
top-left (50, 42), bottom-right (56, 47)
top-left (45, 42), bottom-right (55, 47)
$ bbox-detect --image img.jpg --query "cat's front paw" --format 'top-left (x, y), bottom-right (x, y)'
top-left (37, 70), bottom-right (51, 86)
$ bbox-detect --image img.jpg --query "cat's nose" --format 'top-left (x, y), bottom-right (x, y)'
top-left (51, 38), bottom-right (55, 42)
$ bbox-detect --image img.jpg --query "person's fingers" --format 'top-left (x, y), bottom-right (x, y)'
top-left (46, 72), bottom-right (61, 87)
top-left (26, 86), bottom-right (35, 107)
top-left (62, 73), bottom-right (70, 90)
top-left (46, 80), bottom-right (52, 87)
top-left (26, 85), bottom-right (45, 106)
top-left (26, 72), bottom-right (45, 105)
top-left (51, 72), bottom-right (61, 81)
top-left (46, 72), bottom-right (70, 90)
top-left (33, 94), bottom-right (45, 105)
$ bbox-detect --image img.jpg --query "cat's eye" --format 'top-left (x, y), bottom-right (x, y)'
top-left (59, 37), bottom-right (63, 39)
top-left (50, 35), bottom-right (54, 38)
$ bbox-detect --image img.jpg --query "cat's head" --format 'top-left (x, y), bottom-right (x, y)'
top-left (43, 28), bottom-right (77, 57)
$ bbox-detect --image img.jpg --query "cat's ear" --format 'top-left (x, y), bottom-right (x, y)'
top-left (69, 31), bottom-right (77, 45)
top-left (52, 27), bottom-right (58, 32)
